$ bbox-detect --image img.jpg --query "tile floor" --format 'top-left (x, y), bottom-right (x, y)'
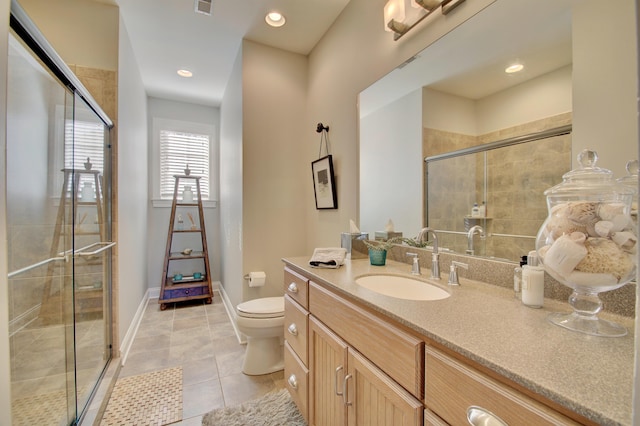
top-left (104, 292), bottom-right (285, 425)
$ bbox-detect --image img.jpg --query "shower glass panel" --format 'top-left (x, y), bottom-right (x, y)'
top-left (7, 26), bottom-right (112, 426)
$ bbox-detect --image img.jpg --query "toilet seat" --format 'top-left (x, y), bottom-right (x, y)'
top-left (237, 296), bottom-right (284, 319)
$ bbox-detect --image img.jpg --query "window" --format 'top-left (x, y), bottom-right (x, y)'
top-left (159, 130), bottom-right (210, 200)
top-left (64, 118), bottom-right (106, 194)
top-left (152, 118), bottom-right (216, 206)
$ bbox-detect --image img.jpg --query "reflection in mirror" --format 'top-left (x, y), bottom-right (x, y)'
top-left (426, 125), bottom-right (571, 261)
top-left (360, 0), bottom-right (635, 263)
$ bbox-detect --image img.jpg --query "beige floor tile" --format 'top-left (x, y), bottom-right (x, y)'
top-left (215, 350), bottom-right (246, 378)
top-left (209, 322), bottom-right (236, 339)
top-left (181, 356), bottom-right (219, 386)
top-left (129, 333), bottom-right (172, 354)
top-left (174, 415), bottom-right (204, 425)
top-left (173, 316), bottom-right (209, 332)
top-left (211, 335), bottom-right (245, 356)
top-left (219, 373), bottom-right (280, 407)
top-left (182, 378), bottom-right (224, 419)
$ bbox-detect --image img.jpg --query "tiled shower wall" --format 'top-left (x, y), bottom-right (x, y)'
top-left (424, 113), bottom-right (572, 261)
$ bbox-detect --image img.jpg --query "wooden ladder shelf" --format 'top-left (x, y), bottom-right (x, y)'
top-left (159, 175), bottom-right (213, 310)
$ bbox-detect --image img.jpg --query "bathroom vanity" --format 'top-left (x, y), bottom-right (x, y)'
top-left (282, 257), bottom-right (634, 426)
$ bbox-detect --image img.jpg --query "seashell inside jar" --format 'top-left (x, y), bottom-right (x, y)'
top-left (535, 150), bottom-right (636, 337)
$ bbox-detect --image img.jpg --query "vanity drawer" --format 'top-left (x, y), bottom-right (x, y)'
top-left (284, 267), bottom-right (308, 309)
top-left (285, 341), bottom-right (308, 423)
top-left (284, 295), bottom-right (308, 365)
top-left (425, 347), bottom-right (580, 426)
top-left (309, 281), bottom-right (424, 399)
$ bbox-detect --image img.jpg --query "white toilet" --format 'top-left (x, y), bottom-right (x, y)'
top-left (236, 296), bottom-right (285, 375)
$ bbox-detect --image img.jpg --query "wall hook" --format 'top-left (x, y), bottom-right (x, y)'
top-left (316, 122), bottom-right (329, 133)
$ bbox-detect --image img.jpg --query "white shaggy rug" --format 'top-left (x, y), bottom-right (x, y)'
top-left (202, 389), bottom-right (306, 426)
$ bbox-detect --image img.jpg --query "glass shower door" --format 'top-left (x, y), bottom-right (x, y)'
top-left (7, 28), bottom-right (113, 425)
top-left (70, 92), bottom-right (113, 420)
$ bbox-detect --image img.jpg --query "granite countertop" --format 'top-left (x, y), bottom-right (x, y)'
top-left (282, 256), bottom-right (635, 426)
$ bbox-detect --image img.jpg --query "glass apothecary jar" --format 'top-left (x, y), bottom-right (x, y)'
top-left (535, 150), bottom-right (636, 337)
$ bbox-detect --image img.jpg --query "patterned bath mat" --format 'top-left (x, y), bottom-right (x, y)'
top-left (100, 367), bottom-right (183, 426)
top-left (202, 388), bottom-right (306, 426)
top-left (12, 388), bottom-right (67, 425)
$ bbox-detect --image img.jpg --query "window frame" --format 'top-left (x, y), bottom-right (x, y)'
top-left (151, 117), bottom-right (217, 208)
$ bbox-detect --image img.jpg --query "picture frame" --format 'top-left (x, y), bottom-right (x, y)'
top-left (311, 155), bottom-right (338, 209)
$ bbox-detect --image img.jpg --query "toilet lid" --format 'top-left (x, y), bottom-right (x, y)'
top-left (237, 297), bottom-right (284, 318)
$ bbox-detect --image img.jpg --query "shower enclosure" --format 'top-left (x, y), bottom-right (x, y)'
top-left (6, 2), bottom-right (114, 425)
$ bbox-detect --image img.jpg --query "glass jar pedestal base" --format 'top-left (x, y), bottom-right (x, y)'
top-left (547, 311), bottom-right (627, 338)
top-left (547, 289), bottom-right (627, 337)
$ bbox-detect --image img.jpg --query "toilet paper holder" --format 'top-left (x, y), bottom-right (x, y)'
top-left (244, 271), bottom-right (266, 287)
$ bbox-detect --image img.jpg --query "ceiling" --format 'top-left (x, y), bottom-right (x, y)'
top-left (115, 0), bottom-right (351, 107)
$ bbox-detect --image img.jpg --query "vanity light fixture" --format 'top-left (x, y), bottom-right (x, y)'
top-left (177, 69), bottom-right (193, 78)
top-left (265, 11), bottom-right (286, 27)
top-left (384, 0), bottom-right (463, 40)
top-left (505, 63), bottom-right (524, 74)
top-left (384, 0), bottom-right (408, 34)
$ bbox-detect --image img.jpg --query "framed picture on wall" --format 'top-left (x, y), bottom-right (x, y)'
top-left (311, 155), bottom-right (338, 209)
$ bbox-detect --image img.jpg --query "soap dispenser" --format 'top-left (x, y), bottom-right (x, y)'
top-left (513, 255), bottom-right (527, 300)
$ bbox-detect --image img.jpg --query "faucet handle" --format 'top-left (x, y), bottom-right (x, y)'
top-left (448, 261), bottom-right (469, 286)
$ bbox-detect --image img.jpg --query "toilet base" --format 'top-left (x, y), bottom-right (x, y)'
top-left (242, 336), bottom-right (284, 376)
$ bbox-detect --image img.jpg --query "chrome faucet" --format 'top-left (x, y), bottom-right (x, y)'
top-left (406, 252), bottom-right (420, 275)
top-left (416, 228), bottom-right (440, 280)
top-left (466, 225), bottom-right (484, 255)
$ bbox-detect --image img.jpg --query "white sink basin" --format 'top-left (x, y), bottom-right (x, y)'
top-left (355, 274), bottom-right (450, 301)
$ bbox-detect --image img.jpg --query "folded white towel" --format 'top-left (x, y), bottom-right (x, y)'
top-left (309, 247), bottom-right (347, 269)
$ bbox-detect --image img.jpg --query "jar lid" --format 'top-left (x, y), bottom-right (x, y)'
top-left (544, 149), bottom-right (634, 197)
top-left (616, 159), bottom-right (639, 196)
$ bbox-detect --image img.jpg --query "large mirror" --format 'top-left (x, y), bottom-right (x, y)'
top-left (359, 0), bottom-right (637, 262)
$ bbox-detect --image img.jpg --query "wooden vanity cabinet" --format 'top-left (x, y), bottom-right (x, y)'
top-left (424, 346), bottom-right (581, 426)
top-left (283, 267), bottom-right (310, 422)
top-left (308, 281), bottom-right (423, 426)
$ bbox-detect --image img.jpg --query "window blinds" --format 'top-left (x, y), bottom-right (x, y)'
top-left (159, 130), bottom-right (210, 200)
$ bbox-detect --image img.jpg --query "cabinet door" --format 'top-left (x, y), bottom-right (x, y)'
top-left (347, 349), bottom-right (423, 426)
top-left (309, 316), bottom-right (349, 426)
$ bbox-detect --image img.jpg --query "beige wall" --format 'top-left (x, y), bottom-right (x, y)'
top-left (18, 0), bottom-right (118, 71)
top-left (304, 0), bottom-right (496, 251)
top-left (240, 41), bottom-right (308, 304)
top-left (572, 0), bottom-right (637, 176)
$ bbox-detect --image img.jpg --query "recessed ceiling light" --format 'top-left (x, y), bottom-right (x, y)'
top-left (505, 63), bottom-right (524, 74)
top-left (177, 69), bottom-right (193, 78)
top-left (265, 12), bottom-right (286, 27)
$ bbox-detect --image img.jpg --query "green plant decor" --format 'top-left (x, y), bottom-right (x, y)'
top-left (362, 237), bottom-right (398, 252)
top-left (362, 237), bottom-right (401, 266)
top-left (397, 237), bottom-right (430, 248)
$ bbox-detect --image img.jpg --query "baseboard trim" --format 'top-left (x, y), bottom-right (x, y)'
top-left (217, 283), bottom-right (246, 344)
top-left (119, 289), bottom-right (152, 366)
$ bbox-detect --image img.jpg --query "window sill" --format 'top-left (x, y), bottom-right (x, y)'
top-left (151, 199), bottom-right (218, 208)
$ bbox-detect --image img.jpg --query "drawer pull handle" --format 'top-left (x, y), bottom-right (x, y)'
top-left (287, 323), bottom-right (298, 336)
top-left (287, 282), bottom-right (299, 293)
top-left (343, 374), bottom-right (353, 406)
top-left (334, 366), bottom-right (344, 396)
top-left (287, 374), bottom-right (298, 390)
top-left (467, 406), bottom-right (508, 426)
